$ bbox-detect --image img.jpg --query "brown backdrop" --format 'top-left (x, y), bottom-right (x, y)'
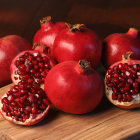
top-left (0, 0), bottom-right (140, 43)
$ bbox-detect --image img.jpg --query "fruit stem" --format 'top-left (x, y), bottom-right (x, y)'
top-left (126, 28), bottom-right (140, 39)
top-left (76, 60), bottom-right (91, 73)
top-left (33, 43), bottom-right (51, 54)
top-left (40, 16), bottom-right (52, 24)
top-left (122, 52), bottom-right (133, 60)
top-left (66, 23), bottom-right (85, 32)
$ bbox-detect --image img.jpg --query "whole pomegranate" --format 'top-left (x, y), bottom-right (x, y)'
top-left (44, 60), bottom-right (103, 114)
top-left (0, 82), bottom-right (50, 125)
top-left (52, 24), bottom-right (102, 68)
top-left (105, 52), bottom-right (140, 109)
top-left (0, 35), bottom-right (32, 87)
top-left (33, 16), bottom-right (67, 54)
top-left (103, 28), bottom-right (140, 68)
top-left (10, 45), bottom-right (56, 88)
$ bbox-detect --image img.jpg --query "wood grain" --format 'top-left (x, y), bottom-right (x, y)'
top-left (0, 0), bottom-right (140, 139)
top-left (0, 84), bottom-right (140, 140)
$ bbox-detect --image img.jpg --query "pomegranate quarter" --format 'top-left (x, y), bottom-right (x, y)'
top-left (105, 52), bottom-right (140, 109)
top-left (45, 60), bottom-right (103, 114)
top-left (0, 82), bottom-right (50, 125)
top-left (10, 46), bottom-right (56, 88)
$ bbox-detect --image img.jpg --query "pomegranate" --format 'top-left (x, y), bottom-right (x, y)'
top-left (103, 28), bottom-right (140, 68)
top-left (105, 52), bottom-right (140, 109)
top-left (10, 46), bottom-right (56, 87)
top-left (0, 82), bottom-right (50, 125)
top-left (44, 60), bottom-right (103, 114)
top-left (33, 16), bottom-right (67, 54)
top-left (52, 24), bottom-right (102, 68)
top-left (0, 35), bottom-right (32, 87)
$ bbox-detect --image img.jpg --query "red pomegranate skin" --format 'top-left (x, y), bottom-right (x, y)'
top-left (33, 18), bottom-right (67, 53)
top-left (0, 35), bottom-right (31, 87)
top-left (103, 28), bottom-right (140, 68)
top-left (52, 26), bottom-right (102, 68)
top-left (44, 61), bottom-right (103, 114)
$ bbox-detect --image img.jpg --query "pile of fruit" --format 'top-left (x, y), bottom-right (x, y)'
top-left (0, 16), bottom-right (140, 125)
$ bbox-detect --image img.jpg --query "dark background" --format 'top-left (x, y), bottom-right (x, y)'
top-left (0, 0), bottom-right (140, 44)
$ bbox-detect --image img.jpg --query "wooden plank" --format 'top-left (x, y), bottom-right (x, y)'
top-left (0, 84), bottom-right (140, 140)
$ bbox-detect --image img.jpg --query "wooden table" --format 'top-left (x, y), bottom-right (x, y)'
top-left (0, 0), bottom-right (140, 139)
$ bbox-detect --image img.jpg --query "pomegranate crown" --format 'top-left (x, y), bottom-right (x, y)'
top-left (40, 16), bottom-right (52, 24)
top-left (79, 60), bottom-right (91, 69)
top-left (66, 23), bottom-right (85, 32)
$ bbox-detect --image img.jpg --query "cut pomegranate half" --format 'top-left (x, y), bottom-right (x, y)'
top-left (10, 50), bottom-right (56, 88)
top-left (105, 52), bottom-right (140, 109)
top-left (0, 82), bottom-right (50, 125)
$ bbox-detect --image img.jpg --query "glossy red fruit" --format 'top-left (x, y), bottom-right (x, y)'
top-left (0, 83), bottom-right (50, 125)
top-left (103, 28), bottom-right (140, 68)
top-left (33, 16), bottom-right (67, 54)
top-left (10, 45), bottom-right (56, 88)
top-left (52, 24), bottom-right (102, 68)
top-left (0, 35), bottom-right (32, 87)
top-left (105, 52), bottom-right (140, 109)
top-left (44, 60), bottom-right (103, 114)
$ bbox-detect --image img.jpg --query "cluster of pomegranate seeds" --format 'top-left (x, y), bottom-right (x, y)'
top-left (1, 82), bottom-right (49, 122)
top-left (14, 52), bottom-right (51, 85)
top-left (105, 63), bottom-right (140, 102)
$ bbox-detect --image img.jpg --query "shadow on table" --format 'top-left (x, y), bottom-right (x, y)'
top-left (121, 131), bottom-right (140, 140)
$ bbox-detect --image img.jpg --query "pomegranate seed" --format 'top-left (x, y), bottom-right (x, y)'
top-left (119, 76), bottom-right (125, 82)
top-left (43, 99), bottom-right (49, 105)
top-left (118, 95), bottom-right (122, 102)
top-left (7, 91), bottom-right (13, 96)
top-left (2, 97), bottom-right (9, 104)
top-left (107, 83), bottom-right (114, 87)
top-left (112, 93), bottom-right (117, 100)
top-left (120, 88), bottom-right (125, 94)
top-left (30, 69), bottom-right (35, 73)
top-left (118, 82), bottom-right (124, 88)
top-left (118, 63), bottom-right (123, 70)
top-left (28, 55), bottom-right (34, 61)
top-left (127, 95), bottom-right (132, 101)
top-left (32, 60), bottom-right (38, 65)
top-left (43, 56), bottom-right (48, 62)
top-left (127, 78), bottom-right (133, 84)
top-left (32, 107), bottom-right (37, 114)
top-left (106, 76), bottom-right (111, 81)
top-left (14, 77), bottom-right (18, 80)
top-left (24, 52), bottom-right (30, 57)
top-left (38, 62), bottom-right (44, 68)
top-left (123, 94), bottom-right (127, 102)
top-left (113, 73), bottom-right (119, 78)
top-left (35, 73), bottom-right (41, 78)
top-left (44, 63), bottom-right (49, 68)
top-left (133, 81), bottom-right (139, 88)
top-left (123, 63), bottom-right (128, 69)
top-left (34, 65), bottom-right (39, 69)
top-left (113, 78), bottom-right (119, 84)
top-left (28, 78), bottom-right (34, 83)
top-left (8, 95), bottom-right (14, 102)
top-left (130, 90), bottom-right (135, 95)
top-left (36, 56), bottom-right (42, 62)
top-left (26, 106), bottom-right (32, 112)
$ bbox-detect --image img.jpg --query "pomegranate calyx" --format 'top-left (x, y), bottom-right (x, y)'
top-left (76, 60), bottom-right (91, 74)
top-left (33, 43), bottom-right (51, 54)
top-left (40, 16), bottom-right (52, 24)
top-left (66, 23), bottom-right (85, 32)
top-left (122, 52), bottom-right (133, 61)
top-left (126, 28), bottom-right (140, 39)
top-left (79, 60), bottom-right (91, 70)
